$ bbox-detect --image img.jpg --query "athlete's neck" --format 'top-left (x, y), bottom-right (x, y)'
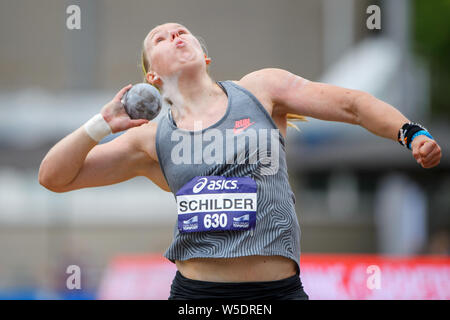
top-left (160, 71), bottom-right (222, 124)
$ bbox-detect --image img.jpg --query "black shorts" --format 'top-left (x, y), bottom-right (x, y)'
top-left (168, 271), bottom-right (309, 300)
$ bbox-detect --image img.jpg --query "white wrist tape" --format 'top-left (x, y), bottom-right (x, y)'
top-left (84, 113), bottom-right (112, 142)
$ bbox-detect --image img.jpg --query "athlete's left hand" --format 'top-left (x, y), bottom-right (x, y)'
top-left (411, 135), bottom-right (442, 169)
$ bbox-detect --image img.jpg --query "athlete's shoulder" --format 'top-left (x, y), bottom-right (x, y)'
top-left (128, 119), bottom-right (158, 138)
top-left (126, 120), bottom-right (159, 161)
top-left (231, 69), bottom-right (280, 101)
top-left (236, 68), bottom-right (295, 101)
top-left (239, 68), bottom-right (311, 111)
top-left (238, 68), bottom-right (293, 86)
top-left (226, 71), bottom-right (278, 122)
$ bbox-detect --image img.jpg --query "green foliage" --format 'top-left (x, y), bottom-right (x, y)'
top-left (413, 0), bottom-right (450, 120)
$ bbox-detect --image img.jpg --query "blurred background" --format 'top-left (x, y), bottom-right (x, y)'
top-left (0, 0), bottom-right (449, 299)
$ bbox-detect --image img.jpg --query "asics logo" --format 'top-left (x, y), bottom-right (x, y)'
top-left (192, 178), bottom-right (208, 193)
top-left (192, 177), bottom-right (239, 193)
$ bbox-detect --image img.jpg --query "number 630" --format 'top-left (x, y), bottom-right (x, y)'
top-left (204, 213), bottom-right (227, 229)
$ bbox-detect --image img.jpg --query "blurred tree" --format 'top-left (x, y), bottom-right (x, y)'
top-left (413, 0), bottom-right (450, 121)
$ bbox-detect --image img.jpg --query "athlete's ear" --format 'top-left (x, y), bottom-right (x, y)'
top-left (148, 71), bottom-right (162, 87)
top-left (205, 54), bottom-right (211, 66)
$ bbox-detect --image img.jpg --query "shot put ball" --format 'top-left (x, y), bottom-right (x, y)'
top-left (121, 83), bottom-right (162, 120)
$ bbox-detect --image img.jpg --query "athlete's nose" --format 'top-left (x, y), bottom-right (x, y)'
top-left (170, 30), bottom-right (180, 41)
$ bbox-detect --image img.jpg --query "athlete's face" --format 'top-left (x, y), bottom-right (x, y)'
top-left (144, 23), bottom-right (207, 81)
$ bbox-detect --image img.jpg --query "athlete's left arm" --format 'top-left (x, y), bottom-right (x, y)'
top-left (251, 68), bottom-right (442, 168)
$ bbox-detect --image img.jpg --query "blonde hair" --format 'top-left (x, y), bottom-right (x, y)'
top-left (140, 31), bottom-right (307, 130)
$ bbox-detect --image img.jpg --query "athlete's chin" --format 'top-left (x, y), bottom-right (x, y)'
top-left (171, 59), bottom-right (206, 75)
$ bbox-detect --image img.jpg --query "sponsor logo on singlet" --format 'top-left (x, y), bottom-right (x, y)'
top-left (233, 214), bottom-right (250, 228)
top-left (182, 215), bottom-right (198, 231)
top-left (233, 117), bottom-right (256, 135)
top-left (192, 177), bottom-right (239, 194)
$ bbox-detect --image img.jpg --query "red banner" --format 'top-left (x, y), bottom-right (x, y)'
top-left (97, 254), bottom-right (450, 300)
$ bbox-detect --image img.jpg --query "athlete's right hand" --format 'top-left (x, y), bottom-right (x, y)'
top-left (100, 84), bottom-right (149, 133)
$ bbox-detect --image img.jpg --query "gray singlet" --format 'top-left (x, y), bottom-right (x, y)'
top-left (155, 80), bottom-right (302, 271)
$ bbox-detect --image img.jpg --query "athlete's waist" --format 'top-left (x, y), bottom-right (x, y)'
top-left (175, 255), bottom-right (298, 282)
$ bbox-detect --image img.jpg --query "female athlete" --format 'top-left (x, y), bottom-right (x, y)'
top-left (38, 22), bottom-right (442, 300)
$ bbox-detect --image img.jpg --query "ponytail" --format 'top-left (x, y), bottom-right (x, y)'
top-left (286, 113), bottom-right (308, 131)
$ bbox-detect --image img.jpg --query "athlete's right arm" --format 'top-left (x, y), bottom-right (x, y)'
top-left (38, 85), bottom-right (157, 193)
top-left (39, 124), bottom-right (157, 193)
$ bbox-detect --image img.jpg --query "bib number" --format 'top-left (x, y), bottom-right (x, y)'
top-left (176, 176), bottom-right (257, 233)
top-left (204, 213), bottom-right (227, 229)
